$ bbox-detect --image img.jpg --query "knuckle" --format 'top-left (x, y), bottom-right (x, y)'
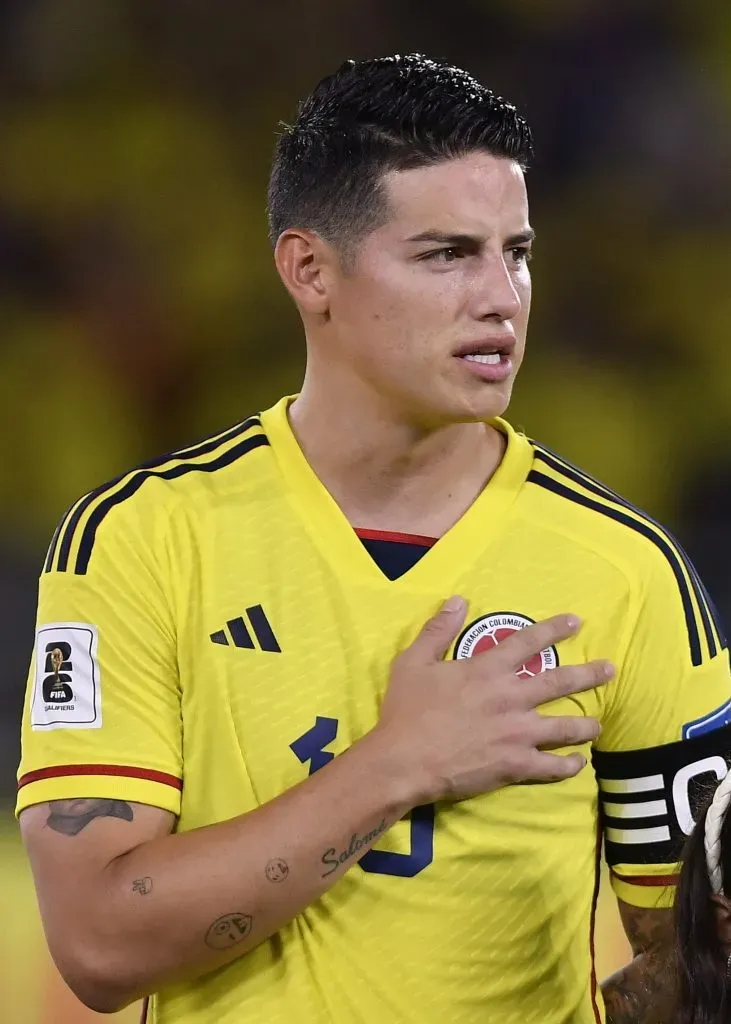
top-left (537, 753), bottom-right (565, 780)
top-left (497, 751), bottom-right (524, 783)
top-left (553, 664), bottom-right (590, 693)
top-left (542, 666), bottom-right (570, 697)
top-left (565, 716), bottom-right (600, 744)
top-left (490, 691), bottom-right (514, 718)
top-left (553, 723), bottom-right (574, 746)
top-left (421, 620), bottom-right (443, 636)
top-left (502, 713), bottom-right (527, 745)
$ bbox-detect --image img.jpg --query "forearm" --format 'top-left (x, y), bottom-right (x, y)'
top-left (88, 731), bottom-right (413, 1009)
top-left (601, 947), bottom-right (677, 1024)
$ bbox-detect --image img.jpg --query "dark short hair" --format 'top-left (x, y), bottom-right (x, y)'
top-left (267, 53), bottom-right (533, 257)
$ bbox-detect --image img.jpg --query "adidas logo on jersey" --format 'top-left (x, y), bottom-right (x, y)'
top-left (210, 606), bottom-right (281, 653)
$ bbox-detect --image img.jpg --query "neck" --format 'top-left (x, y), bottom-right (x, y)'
top-left (288, 368), bottom-right (506, 536)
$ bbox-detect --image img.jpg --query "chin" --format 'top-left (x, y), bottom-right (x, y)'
top-left (410, 390), bottom-right (511, 430)
top-left (451, 383), bottom-right (514, 423)
top-left (393, 372), bottom-right (515, 429)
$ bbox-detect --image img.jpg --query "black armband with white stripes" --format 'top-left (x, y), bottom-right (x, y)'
top-left (593, 723), bottom-right (731, 867)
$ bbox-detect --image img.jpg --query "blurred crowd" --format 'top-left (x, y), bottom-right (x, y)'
top-left (1, 0), bottom-right (730, 797)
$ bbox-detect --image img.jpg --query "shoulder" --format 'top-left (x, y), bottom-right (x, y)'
top-left (524, 437), bottom-right (687, 577)
top-left (44, 414), bottom-right (269, 577)
top-left (523, 437), bottom-right (724, 666)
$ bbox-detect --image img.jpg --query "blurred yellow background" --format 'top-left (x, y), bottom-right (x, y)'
top-left (2, 1), bottom-right (730, 1020)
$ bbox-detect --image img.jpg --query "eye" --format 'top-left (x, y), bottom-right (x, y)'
top-left (508, 246), bottom-right (533, 266)
top-left (423, 247), bottom-right (466, 264)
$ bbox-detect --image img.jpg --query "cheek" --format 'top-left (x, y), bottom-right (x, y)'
top-left (515, 276), bottom-right (532, 329)
top-left (357, 281), bottom-right (441, 350)
top-left (337, 274), bottom-right (406, 329)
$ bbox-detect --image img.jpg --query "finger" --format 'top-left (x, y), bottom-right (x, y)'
top-left (476, 614), bottom-right (582, 672)
top-left (519, 660), bottom-right (614, 708)
top-left (405, 596), bottom-right (468, 663)
top-left (531, 712), bottom-right (602, 750)
top-left (517, 750), bottom-right (588, 783)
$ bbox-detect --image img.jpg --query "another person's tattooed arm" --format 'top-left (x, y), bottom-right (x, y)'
top-left (601, 902), bottom-right (677, 1023)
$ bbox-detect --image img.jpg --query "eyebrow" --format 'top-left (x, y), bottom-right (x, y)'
top-left (405, 229), bottom-right (536, 246)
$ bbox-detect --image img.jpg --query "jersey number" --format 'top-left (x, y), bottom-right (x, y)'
top-left (290, 716), bottom-right (435, 878)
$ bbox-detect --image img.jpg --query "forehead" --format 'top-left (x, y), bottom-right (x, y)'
top-left (381, 153), bottom-right (529, 235)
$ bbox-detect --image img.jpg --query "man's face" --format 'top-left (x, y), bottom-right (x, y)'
top-left (326, 152), bottom-right (533, 427)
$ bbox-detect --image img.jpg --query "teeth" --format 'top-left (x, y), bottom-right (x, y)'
top-left (463, 353), bottom-right (501, 365)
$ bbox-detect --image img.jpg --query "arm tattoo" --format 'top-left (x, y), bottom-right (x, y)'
top-left (132, 877), bottom-right (153, 896)
top-left (603, 949), bottom-right (673, 1023)
top-left (204, 913), bottom-right (253, 950)
top-left (320, 819), bottom-right (388, 877)
top-left (264, 858), bottom-right (289, 883)
top-left (602, 903), bottom-right (677, 1024)
top-left (46, 798), bottom-right (134, 836)
top-left (618, 901), bottom-right (673, 957)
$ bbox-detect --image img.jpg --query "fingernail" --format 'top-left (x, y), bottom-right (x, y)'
top-left (443, 596), bottom-right (466, 614)
top-left (566, 615), bottom-right (582, 630)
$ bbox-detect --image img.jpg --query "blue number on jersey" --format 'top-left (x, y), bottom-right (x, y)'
top-left (359, 803), bottom-right (435, 877)
top-left (290, 716), bottom-right (340, 773)
top-left (290, 717), bottom-right (436, 878)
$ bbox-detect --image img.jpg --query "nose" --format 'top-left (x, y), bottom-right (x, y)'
top-left (471, 254), bottom-right (522, 323)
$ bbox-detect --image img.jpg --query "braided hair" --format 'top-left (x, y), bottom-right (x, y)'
top-left (675, 770), bottom-right (731, 1023)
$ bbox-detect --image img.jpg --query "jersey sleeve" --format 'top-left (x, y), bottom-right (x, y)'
top-left (593, 541), bottom-right (731, 909)
top-left (16, 486), bottom-right (182, 817)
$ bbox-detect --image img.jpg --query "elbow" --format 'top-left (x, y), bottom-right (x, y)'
top-left (65, 973), bottom-right (136, 1016)
top-left (71, 989), bottom-right (129, 1016)
top-left (55, 945), bottom-right (141, 1015)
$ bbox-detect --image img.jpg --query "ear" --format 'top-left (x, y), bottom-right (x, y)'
top-left (711, 893), bottom-right (731, 952)
top-left (273, 229), bottom-right (336, 316)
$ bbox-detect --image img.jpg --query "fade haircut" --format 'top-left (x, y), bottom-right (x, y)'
top-left (267, 54), bottom-right (533, 259)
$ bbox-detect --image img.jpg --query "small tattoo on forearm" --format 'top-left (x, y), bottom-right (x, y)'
top-left (132, 877), bottom-right (153, 896)
top-left (46, 799), bottom-right (134, 836)
top-left (205, 913), bottom-right (253, 950)
top-left (320, 819), bottom-right (388, 877)
top-left (265, 858), bottom-right (289, 882)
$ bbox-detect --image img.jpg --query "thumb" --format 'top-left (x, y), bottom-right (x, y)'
top-left (410, 596), bottom-right (468, 662)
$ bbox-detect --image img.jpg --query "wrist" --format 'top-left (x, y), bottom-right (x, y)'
top-left (353, 725), bottom-right (431, 812)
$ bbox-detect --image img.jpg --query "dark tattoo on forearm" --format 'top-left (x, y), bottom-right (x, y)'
top-left (132, 877), bottom-right (153, 896)
top-left (602, 902), bottom-right (677, 1023)
top-left (205, 913), bottom-right (253, 950)
top-left (618, 901), bottom-right (673, 958)
top-left (320, 819), bottom-right (388, 877)
top-left (603, 950), bottom-right (674, 1023)
top-left (602, 958), bottom-right (647, 1022)
top-left (265, 858), bottom-right (289, 882)
top-left (46, 799), bottom-right (134, 836)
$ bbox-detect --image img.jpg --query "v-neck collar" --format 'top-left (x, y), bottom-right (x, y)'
top-left (260, 396), bottom-right (534, 591)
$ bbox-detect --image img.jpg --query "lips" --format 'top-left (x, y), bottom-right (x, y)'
top-left (453, 337), bottom-right (515, 384)
top-left (453, 336), bottom-right (516, 359)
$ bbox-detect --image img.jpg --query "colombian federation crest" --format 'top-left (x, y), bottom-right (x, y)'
top-left (453, 612), bottom-right (559, 679)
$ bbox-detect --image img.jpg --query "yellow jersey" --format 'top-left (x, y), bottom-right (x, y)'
top-left (18, 397), bottom-right (731, 1024)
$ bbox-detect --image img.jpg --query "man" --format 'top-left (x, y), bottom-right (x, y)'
top-left (17, 54), bottom-right (731, 1023)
